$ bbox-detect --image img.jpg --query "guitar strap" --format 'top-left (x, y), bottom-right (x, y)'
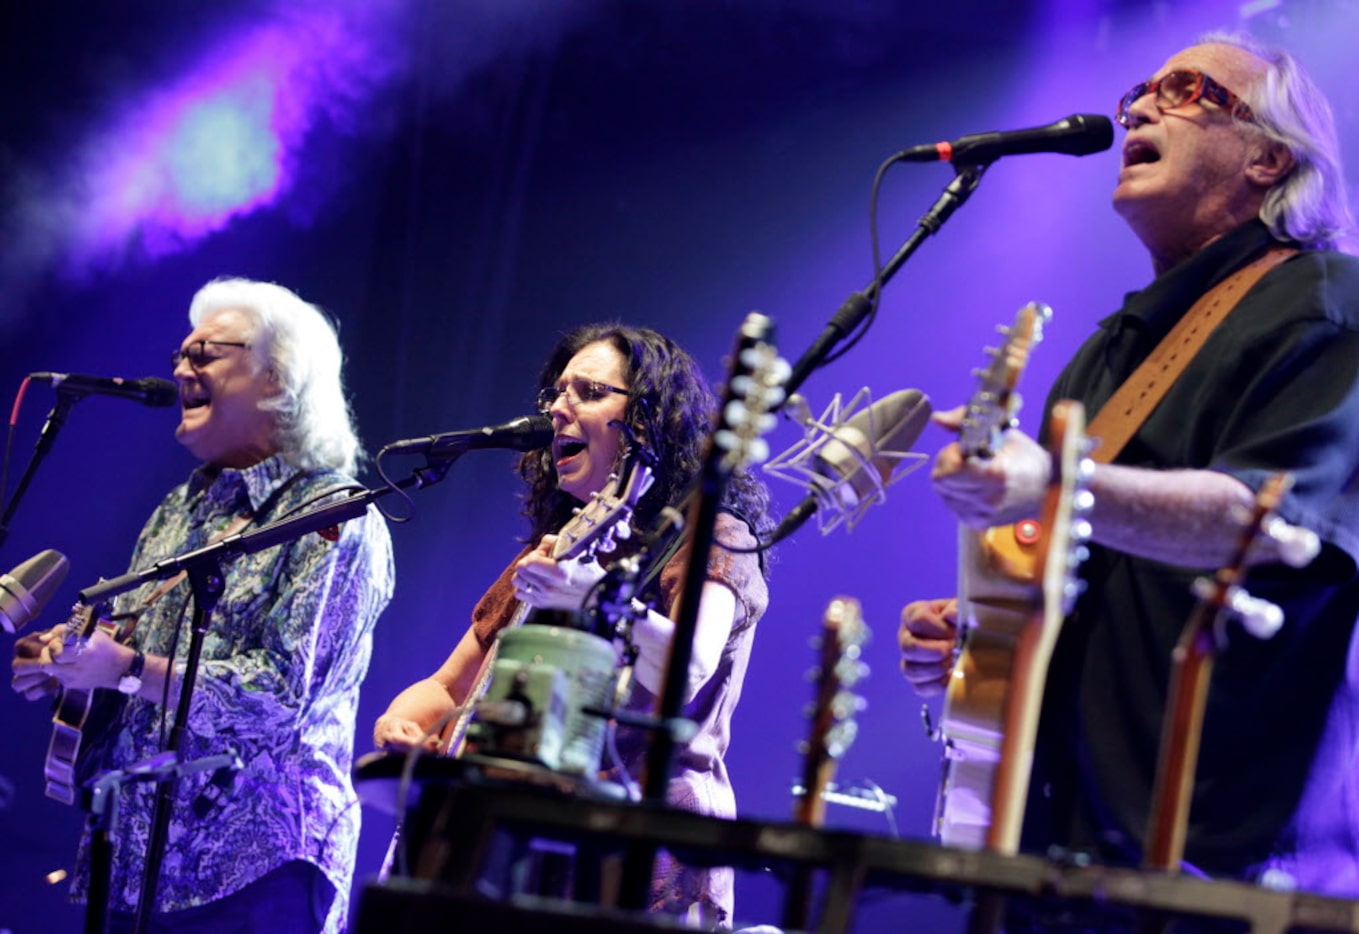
top-left (1082, 246), bottom-right (1297, 464)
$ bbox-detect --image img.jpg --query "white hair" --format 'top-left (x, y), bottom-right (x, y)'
top-left (1201, 31), bottom-right (1353, 249)
top-left (188, 277), bottom-right (361, 475)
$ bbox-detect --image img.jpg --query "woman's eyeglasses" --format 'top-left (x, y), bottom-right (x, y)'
top-left (536, 378), bottom-right (629, 414)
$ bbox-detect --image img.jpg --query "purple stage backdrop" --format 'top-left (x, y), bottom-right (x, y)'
top-left (2, 1), bottom-right (1356, 931)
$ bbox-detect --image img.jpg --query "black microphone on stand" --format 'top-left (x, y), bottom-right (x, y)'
top-left (897, 113), bottom-right (1114, 164)
top-left (29, 373), bottom-right (178, 407)
top-left (380, 414), bottom-right (554, 459)
top-left (764, 389), bottom-right (933, 544)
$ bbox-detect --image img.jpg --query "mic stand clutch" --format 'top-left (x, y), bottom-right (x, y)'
top-left (785, 163), bottom-right (988, 398)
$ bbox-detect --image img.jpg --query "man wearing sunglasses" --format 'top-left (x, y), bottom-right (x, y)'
top-left (12, 277), bottom-right (395, 932)
top-left (900, 32), bottom-right (1359, 905)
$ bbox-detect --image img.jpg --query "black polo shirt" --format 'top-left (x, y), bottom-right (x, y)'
top-left (1027, 220), bottom-right (1359, 895)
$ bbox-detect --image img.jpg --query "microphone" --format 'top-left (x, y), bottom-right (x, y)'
top-left (897, 113), bottom-right (1114, 164)
top-left (30, 372), bottom-right (179, 408)
top-left (382, 414), bottom-right (554, 459)
top-left (764, 389), bottom-right (933, 543)
top-left (0, 549), bottom-right (69, 634)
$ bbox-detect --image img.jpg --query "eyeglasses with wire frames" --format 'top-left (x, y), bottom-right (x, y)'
top-left (1116, 68), bottom-right (1257, 128)
top-left (536, 378), bottom-right (630, 415)
top-left (171, 340), bottom-right (251, 370)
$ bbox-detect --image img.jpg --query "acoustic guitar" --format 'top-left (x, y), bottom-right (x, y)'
top-left (439, 445), bottom-right (655, 757)
top-left (45, 603), bottom-right (122, 804)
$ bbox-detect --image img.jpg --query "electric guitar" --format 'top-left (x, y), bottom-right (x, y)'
top-left (1143, 473), bottom-right (1308, 872)
top-left (934, 301), bottom-right (1048, 849)
top-left (782, 595), bottom-right (868, 931)
top-left (439, 446), bottom-right (655, 757)
top-left (45, 603), bottom-right (122, 805)
top-left (937, 301), bottom-right (1094, 853)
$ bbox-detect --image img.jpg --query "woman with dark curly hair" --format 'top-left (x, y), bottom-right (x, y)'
top-left (374, 323), bottom-right (771, 928)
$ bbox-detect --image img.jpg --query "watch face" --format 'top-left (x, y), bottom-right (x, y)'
top-left (117, 674), bottom-right (142, 695)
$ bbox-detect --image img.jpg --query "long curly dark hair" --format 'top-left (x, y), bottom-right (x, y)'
top-left (518, 323), bottom-right (771, 570)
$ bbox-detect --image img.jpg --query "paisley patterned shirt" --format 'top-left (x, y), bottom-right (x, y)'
top-left (71, 455), bottom-right (394, 932)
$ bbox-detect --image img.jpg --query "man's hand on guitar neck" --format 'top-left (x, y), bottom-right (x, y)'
top-left (10, 627), bottom-right (63, 700)
top-left (898, 597), bottom-right (959, 697)
top-left (11, 626), bottom-right (137, 695)
top-left (932, 406), bottom-right (1051, 530)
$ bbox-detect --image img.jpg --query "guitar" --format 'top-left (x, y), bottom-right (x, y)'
top-left (782, 595), bottom-right (868, 931)
top-left (439, 445), bottom-right (655, 757)
top-left (933, 301), bottom-right (1049, 849)
top-left (937, 346), bottom-right (1094, 854)
top-left (45, 602), bottom-right (123, 805)
top-left (1143, 473), bottom-right (1312, 872)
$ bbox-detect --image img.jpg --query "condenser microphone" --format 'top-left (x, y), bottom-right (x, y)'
top-left (897, 114), bottom-right (1114, 164)
top-left (381, 414), bottom-right (554, 459)
top-left (765, 389), bottom-right (933, 543)
top-left (30, 372), bottom-right (179, 408)
top-left (0, 549), bottom-right (69, 634)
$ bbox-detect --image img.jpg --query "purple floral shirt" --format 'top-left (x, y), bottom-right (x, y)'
top-left (71, 455), bottom-right (394, 932)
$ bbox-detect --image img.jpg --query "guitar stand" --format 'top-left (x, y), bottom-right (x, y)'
top-left (82, 748), bottom-right (242, 934)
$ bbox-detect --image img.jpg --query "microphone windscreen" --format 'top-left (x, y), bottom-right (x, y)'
top-left (138, 378), bottom-right (180, 408)
top-left (1065, 114), bottom-right (1114, 156)
top-left (0, 548), bottom-right (69, 634)
top-left (818, 389), bottom-right (933, 505)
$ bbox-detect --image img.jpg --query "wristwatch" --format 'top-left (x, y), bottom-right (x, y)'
top-left (117, 649), bottom-right (146, 695)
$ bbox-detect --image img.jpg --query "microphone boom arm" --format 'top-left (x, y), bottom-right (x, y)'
top-left (784, 163), bottom-right (987, 398)
top-left (79, 462), bottom-right (450, 605)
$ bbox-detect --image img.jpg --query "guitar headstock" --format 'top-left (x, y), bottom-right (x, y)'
top-left (795, 595), bottom-right (869, 825)
top-left (958, 301), bottom-right (1051, 461)
top-left (1192, 472), bottom-right (1316, 643)
top-left (59, 601), bottom-right (100, 648)
top-left (713, 312), bottom-right (789, 476)
top-left (552, 448), bottom-right (656, 562)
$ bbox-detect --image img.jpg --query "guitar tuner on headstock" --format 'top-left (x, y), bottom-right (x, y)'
top-left (1263, 515), bottom-right (1321, 568)
top-left (1189, 579), bottom-right (1284, 642)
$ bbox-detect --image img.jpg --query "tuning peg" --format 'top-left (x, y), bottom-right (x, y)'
top-left (1228, 587), bottom-right (1284, 640)
top-left (613, 519), bottom-right (632, 541)
top-left (1071, 518), bottom-right (1093, 542)
top-left (1073, 489), bottom-right (1095, 514)
top-left (1263, 516), bottom-right (1320, 569)
top-left (827, 721), bottom-right (859, 758)
top-left (836, 660), bottom-right (869, 686)
top-left (1062, 579), bottom-right (1087, 605)
top-left (1193, 579), bottom-right (1284, 640)
top-left (831, 691), bottom-right (866, 721)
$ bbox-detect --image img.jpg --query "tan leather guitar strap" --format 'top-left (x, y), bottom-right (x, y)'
top-left (1083, 247), bottom-right (1297, 464)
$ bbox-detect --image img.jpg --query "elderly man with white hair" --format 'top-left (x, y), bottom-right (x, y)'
top-left (13, 277), bottom-right (394, 933)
